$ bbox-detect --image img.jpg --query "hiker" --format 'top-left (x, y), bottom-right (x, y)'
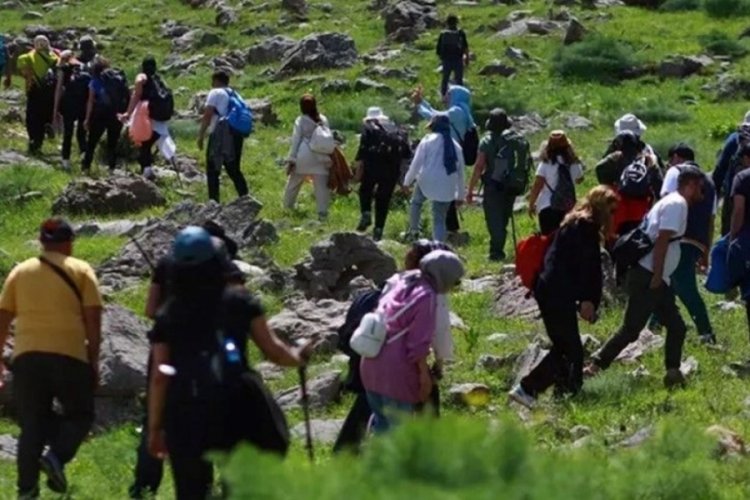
top-left (0, 218), bottom-right (102, 498)
top-left (467, 108), bottom-right (532, 261)
top-left (728, 144), bottom-right (750, 335)
top-left (1, 33), bottom-right (10, 89)
top-left (147, 227), bottom-right (312, 499)
top-left (77, 35), bottom-right (98, 65)
top-left (596, 130), bottom-right (662, 237)
top-left (82, 57), bottom-right (128, 173)
top-left (612, 113), bottom-right (660, 168)
top-left (360, 249), bottom-right (464, 433)
top-left (413, 84), bottom-right (477, 239)
top-left (120, 56), bottom-right (176, 180)
top-left (354, 106), bottom-right (410, 241)
top-left (53, 50), bottom-right (89, 171)
top-left (659, 144), bottom-right (717, 344)
top-left (404, 113), bottom-right (466, 242)
top-left (527, 131), bottom-right (584, 235)
top-left (436, 14), bottom-right (470, 97)
top-left (284, 94), bottom-right (333, 220)
top-left (333, 240), bottom-right (453, 452)
top-left (16, 35), bottom-right (59, 154)
top-left (509, 186), bottom-right (617, 408)
top-left (197, 71), bottom-right (250, 202)
top-left (714, 114), bottom-right (750, 236)
top-left (586, 166), bottom-right (706, 388)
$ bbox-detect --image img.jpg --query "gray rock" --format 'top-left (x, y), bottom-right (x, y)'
top-left (0, 435), bottom-right (18, 461)
top-left (321, 79), bottom-right (352, 94)
top-left (354, 77), bottom-right (393, 94)
top-left (681, 356), bottom-right (699, 377)
top-left (98, 305), bottom-right (150, 398)
top-left (0, 150), bottom-right (51, 169)
top-left (570, 425), bottom-right (592, 440)
top-left (52, 176), bottom-right (166, 216)
top-left (710, 74), bottom-right (750, 101)
top-left (512, 112), bottom-right (548, 136)
top-left (384, 0), bottom-right (439, 36)
top-left (246, 98), bottom-right (280, 126)
top-left (477, 354), bottom-right (515, 372)
top-left (659, 55), bottom-right (713, 79)
top-left (388, 26), bottom-right (421, 43)
top-left (74, 219), bottom-right (147, 238)
top-left (1, 106), bottom-right (23, 123)
top-left (462, 275), bottom-right (500, 293)
top-left (505, 46), bottom-right (530, 61)
top-left (282, 0), bottom-right (308, 17)
top-left (213, 50), bottom-right (247, 73)
top-left (268, 298), bottom-right (350, 354)
top-left (246, 36), bottom-right (297, 65)
top-left (716, 300), bottom-right (743, 312)
top-left (706, 425), bottom-right (748, 457)
top-left (612, 329), bottom-right (664, 364)
top-left (512, 342), bottom-right (549, 386)
top-left (215, 3), bottom-right (237, 27)
top-left (362, 48), bottom-right (402, 64)
top-left (564, 18), bottom-right (586, 45)
top-left (277, 32), bottom-right (358, 77)
top-left (493, 274), bottom-right (539, 321)
top-left (163, 53), bottom-right (205, 74)
top-left (172, 29), bottom-right (222, 53)
top-left (619, 426), bottom-right (654, 448)
top-left (564, 113), bottom-right (593, 130)
top-left (161, 20), bottom-right (192, 38)
top-left (291, 419), bottom-right (344, 444)
top-left (478, 60), bottom-right (517, 77)
top-left (23, 10), bottom-right (43, 19)
top-left (276, 371), bottom-right (342, 409)
top-left (487, 333), bottom-right (511, 343)
top-left (256, 361), bottom-right (285, 381)
top-left (293, 232), bottom-right (397, 300)
top-left (526, 19), bottom-right (559, 35)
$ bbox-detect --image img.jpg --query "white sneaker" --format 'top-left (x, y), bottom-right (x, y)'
top-left (143, 167), bottom-right (156, 180)
top-left (61, 159), bottom-right (71, 171)
top-left (508, 384), bottom-right (536, 409)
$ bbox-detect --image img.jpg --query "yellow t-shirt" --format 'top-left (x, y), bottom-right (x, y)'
top-left (0, 251), bottom-right (103, 363)
top-left (16, 49), bottom-right (58, 87)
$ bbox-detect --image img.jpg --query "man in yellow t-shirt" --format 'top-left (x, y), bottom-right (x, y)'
top-left (0, 217), bottom-right (102, 498)
top-left (16, 35), bottom-right (59, 154)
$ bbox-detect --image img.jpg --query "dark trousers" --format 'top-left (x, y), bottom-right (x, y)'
top-left (130, 357), bottom-right (164, 498)
top-left (61, 112), bottom-right (87, 161)
top-left (721, 194), bottom-right (732, 236)
top-left (332, 392), bottom-right (371, 454)
top-left (440, 57), bottom-right (464, 97)
top-left (482, 182), bottom-right (515, 260)
top-left (596, 266), bottom-right (687, 370)
top-left (26, 85), bottom-right (54, 152)
top-left (538, 208), bottom-right (566, 236)
top-left (447, 202), bottom-right (460, 233)
top-left (83, 113), bottom-right (123, 171)
top-left (12, 353), bottom-right (94, 493)
top-left (359, 170), bottom-right (398, 230)
top-left (206, 132), bottom-right (248, 202)
top-left (671, 243), bottom-right (713, 337)
top-left (138, 132), bottom-right (160, 173)
top-left (521, 289), bottom-right (583, 397)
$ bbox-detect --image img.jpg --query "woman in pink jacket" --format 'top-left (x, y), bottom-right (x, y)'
top-left (360, 250), bottom-right (464, 433)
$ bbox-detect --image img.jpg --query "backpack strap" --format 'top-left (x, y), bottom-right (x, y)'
top-left (383, 292), bottom-right (430, 345)
top-left (38, 256), bottom-right (82, 303)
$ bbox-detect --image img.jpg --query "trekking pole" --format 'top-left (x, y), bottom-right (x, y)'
top-left (298, 366), bottom-right (315, 462)
top-left (510, 211), bottom-right (518, 251)
top-left (129, 236), bottom-right (156, 272)
top-left (169, 156), bottom-right (183, 189)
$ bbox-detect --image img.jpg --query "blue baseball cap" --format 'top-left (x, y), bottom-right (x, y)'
top-left (172, 226), bottom-right (220, 266)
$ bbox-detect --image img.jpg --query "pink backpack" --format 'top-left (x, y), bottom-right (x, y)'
top-left (129, 101), bottom-right (152, 145)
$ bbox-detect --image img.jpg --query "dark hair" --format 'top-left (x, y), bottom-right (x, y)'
top-left (668, 143), bottom-right (695, 162)
top-left (142, 56), bottom-right (157, 77)
top-left (485, 108), bottom-right (510, 134)
top-left (92, 56), bottom-right (109, 77)
top-left (405, 239), bottom-right (453, 270)
top-left (677, 164), bottom-right (705, 188)
top-left (201, 220), bottom-right (238, 259)
top-left (212, 70), bottom-right (230, 86)
top-left (171, 257), bottom-right (226, 302)
top-left (741, 143), bottom-right (750, 160)
top-left (300, 94), bottom-right (321, 123)
top-left (447, 14), bottom-right (459, 28)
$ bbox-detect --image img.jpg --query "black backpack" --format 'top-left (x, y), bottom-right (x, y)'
top-left (547, 163), bottom-right (577, 212)
top-left (361, 121), bottom-right (408, 163)
top-left (439, 29), bottom-right (465, 59)
top-left (62, 64), bottom-right (91, 118)
top-left (337, 289), bottom-right (382, 393)
top-left (33, 50), bottom-right (57, 91)
top-left (618, 160), bottom-right (652, 199)
top-left (145, 74), bottom-right (174, 122)
top-left (452, 122), bottom-right (479, 166)
top-left (95, 68), bottom-right (130, 114)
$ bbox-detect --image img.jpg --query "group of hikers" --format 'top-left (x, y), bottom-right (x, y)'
top-left (5, 13), bottom-right (750, 500)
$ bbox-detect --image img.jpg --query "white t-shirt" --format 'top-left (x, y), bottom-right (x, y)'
top-left (534, 158), bottom-right (584, 212)
top-left (638, 192), bottom-right (688, 284)
top-left (660, 166), bottom-right (680, 197)
top-left (205, 88), bottom-right (230, 134)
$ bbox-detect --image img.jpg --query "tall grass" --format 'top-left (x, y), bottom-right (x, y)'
top-left (552, 36), bottom-right (641, 84)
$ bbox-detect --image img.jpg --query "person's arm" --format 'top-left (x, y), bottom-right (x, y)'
top-left (286, 117), bottom-right (303, 167)
top-left (404, 295), bottom-right (437, 402)
top-left (527, 175), bottom-right (546, 216)
top-left (122, 74), bottom-right (145, 120)
top-left (435, 33), bottom-right (443, 58)
top-left (53, 67), bottom-right (64, 124)
top-left (713, 135), bottom-right (738, 197)
top-left (467, 152), bottom-right (487, 203)
top-left (84, 86), bottom-right (94, 130)
top-left (197, 104), bottom-right (215, 151)
top-left (147, 343), bottom-right (170, 459)
top-left (403, 140), bottom-right (425, 188)
top-left (650, 229), bottom-right (676, 289)
top-left (575, 222), bottom-right (603, 317)
top-left (145, 283), bottom-right (161, 320)
top-left (416, 99), bottom-right (437, 121)
top-left (0, 309), bottom-right (14, 389)
top-left (730, 194), bottom-right (746, 240)
top-left (250, 316), bottom-right (307, 367)
top-left (455, 143), bottom-right (466, 203)
top-left (83, 305), bottom-right (102, 384)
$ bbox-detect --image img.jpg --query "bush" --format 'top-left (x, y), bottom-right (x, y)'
top-left (660, 0), bottom-right (701, 11)
top-left (699, 30), bottom-right (749, 58)
top-left (704, 0), bottom-right (750, 17)
top-left (552, 36), bottom-right (640, 83)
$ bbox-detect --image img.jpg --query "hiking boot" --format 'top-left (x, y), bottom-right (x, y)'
top-left (17, 487), bottom-right (39, 500)
top-left (373, 227), bottom-right (384, 242)
top-left (699, 333), bottom-right (717, 346)
top-left (143, 166), bottom-right (156, 181)
top-left (508, 384), bottom-right (535, 409)
top-left (489, 253), bottom-right (506, 262)
top-left (40, 451), bottom-right (67, 493)
top-left (356, 212), bottom-right (372, 232)
top-left (61, 159), bottom-right (72, 172)
top-left (663, 369), bottom-right (686, 390)
top-left (318, 212), bottom-right (328, 223)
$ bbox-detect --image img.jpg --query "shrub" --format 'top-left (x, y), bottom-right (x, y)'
top-left (699, 30), bottom-right (749, 58)
top-left (660, 0), bottom-right (701, 11)
top-left (704, 0), bottom-right (750, 17)
top-left (552, 36), bottom-right (641, 83)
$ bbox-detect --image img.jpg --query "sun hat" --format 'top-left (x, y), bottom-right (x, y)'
top-left (614, 114), bottom-right (647, 137)
top-left (364, 106), bottom-right (388, 122)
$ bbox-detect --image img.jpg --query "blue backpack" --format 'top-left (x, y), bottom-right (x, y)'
top-left (0, 36), bottom-right (7, 68)
top-left (225, 88), bottom-right (254, 137)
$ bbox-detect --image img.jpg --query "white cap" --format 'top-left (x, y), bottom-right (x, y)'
top-left (365, 106), bottom-right (388, 122)
top-left (614, 113), bottom-right (647, 137)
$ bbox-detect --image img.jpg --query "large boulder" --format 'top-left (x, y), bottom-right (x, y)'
top-left (276, 371), bottom-right (342, 410)
top-left (291, 419), bottom-right (344, 444)
top-left (98, 305), bottom-right (150, 397)
top-left (493, 274), bottom-right (540, 320)
top-left (282, 0), bottom-right (308, 19)
top-left (293, 233), bottom-right (397, 300)
top-left (383, 0), bottom-right (439, 36)
top-left (658, 55), bottom-right (714, 79)
top-left (268, 298), bottom-right (351, 354)
top-left (52, 176), bottom-right (166, 216)
top-left (277, 32), bottom-right (358, 77)
top-left (246, 36), bottom-right (297, 65)
top-left (171, 29), bottom-right (222, 53)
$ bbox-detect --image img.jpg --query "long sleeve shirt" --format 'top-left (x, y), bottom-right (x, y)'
top-left (287, 114), bottom-right (332, 175)
top-left (713, 132), bottom-right (740, 197)
top-left (417, 100), bottom-right (468, 142)
top-left (404, 133), bottom-right (465, 202)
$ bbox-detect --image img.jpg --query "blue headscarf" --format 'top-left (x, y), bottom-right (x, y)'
top-left (447, 85), bottom-right (475, 130)
top-left (430, 114), bottom-right (457, 176)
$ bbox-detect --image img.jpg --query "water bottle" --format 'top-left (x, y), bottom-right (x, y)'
top-left (223, 337), bottom-right (241, 365)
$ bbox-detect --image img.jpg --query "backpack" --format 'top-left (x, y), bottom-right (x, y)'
top-left (309, 122), bottom-right (336, 155)
top-left (610, 222), bottom-right (655, 272)
top-left (145, 74), bottom-right (174, 122)
top-left (618, 160), bottom-right (651, 199)
top-left (439, 29), bottom-right (465, 59)
top-left (515, 232), bottom-right (554, 291)
top-left (546, 162), bottom-right (577, 212)
top-left (361, 121), bottom-right (408, 162)
top-left (62, 64), bottom-right (91, 117)
top-left (460, 126), bottom-right (480, 166)
top-left (494, 129), bottom-right (533, 195)
top-left (338, 289), bottom-right (382, 393)
top-left (34, 50), bottom-right (57, 91)
top-left (96, 68), bottom-right (130, 114)
top-left (0, 36), bottom-right (7, 68)
top-left (705, 236), bottom-right (730, 294)
top-left (223, 88), bottom-right (253, 137)
top-left (129, 101), bottom-right (153, 145)
top-left (350, 290), bottom-right (425, 359)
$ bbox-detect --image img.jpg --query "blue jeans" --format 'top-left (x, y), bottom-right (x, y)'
top-left (409, 185), bottom-right (452, 242)
top-left (366, 392), bottom-right (415, 434)
top-left (671, 243), bottom-right (713, 337)
top-left (441, 58), bottom-right (464, 97)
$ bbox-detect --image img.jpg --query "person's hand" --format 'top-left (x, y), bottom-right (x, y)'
top-left (466, 192), bottom-right (474, 205)
top-left (698, 253), bottom-right (709, 274)
top-left (197, 136), bottom-right (204, 151)
top-left (117, 112), bottom-right (129, 124)
top-left (148, 429), bottom-right (168, 460)
top-left (286, 161), bottom-right (295, 176)
top-left (649, 274), bottom-right (663, 290)
top-left (410, 85), bottom-right (424, 105)
top-left (0, 361), bottom-right (7, 390)
top-left (528, 203), bottom-right (536, 218)
top-left (419, 369), bottom-right (433, 402)
top-left (579, 301), bottom-right (596, 323)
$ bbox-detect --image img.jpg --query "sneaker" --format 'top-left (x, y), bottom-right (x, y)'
top-left (663, 368), bottom-right (686, 390)
top-left (143, 166), bottom-right (156, 181)
top-left (40, 451), bottom-right (67, 493)
top-left (17, 487), bottom-right (40, 500)
top-left (356, 213), bottom-right (372, 232)
top-left (318, 212), bottom-right (328, 223)
top-left (61, 159), bottom-right (72, 171)
top-left (373, 227), bottom-right (384, 242)
top-left (699, 333), bottom-right (717, 346)
top-left (508, 384), bottom-right (535, 409)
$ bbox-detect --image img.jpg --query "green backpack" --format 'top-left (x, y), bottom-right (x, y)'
top-left (486, 129), bottom-right (533, 196)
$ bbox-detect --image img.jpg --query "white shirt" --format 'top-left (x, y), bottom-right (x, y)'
top-left (205, 87), bottom-right (230, 134)
top-left (404, 133), bottom-right (466, 202)
top-left (639, 192), bottom-right (688, 284)
top-left (534, 158), bottom-right (584, 212)
top-left (662, 165), bottom-right (717, 213)
top-left (432, 294), bottom-right (453, 361)
top-left (287, 114), bottom-right (332, 176)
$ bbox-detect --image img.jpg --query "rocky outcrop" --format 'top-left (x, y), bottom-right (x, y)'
top-left (277, 32), bottom-right (358, 77)
top-left (52, 176), bottom-right (166, 216)
top-left (384, 0), bottom-right (439, 37)
top-left (276, 371), bottom-right (342, 410)
top-left (246, 36), bottom-right (297, 65)
top-left (268, 298), bottom-right (351, 354)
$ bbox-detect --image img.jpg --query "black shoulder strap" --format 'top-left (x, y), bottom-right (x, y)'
top-left (39, 256), bottom-right (82, 303)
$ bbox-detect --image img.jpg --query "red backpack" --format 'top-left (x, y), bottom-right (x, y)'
top-left (515, 232), bottom-right (554, 291)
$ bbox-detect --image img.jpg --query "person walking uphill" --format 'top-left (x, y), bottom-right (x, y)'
top-left (197, 71), bottom-right (249, 203)
top-left (16, 35), bottom-right (59, 155)
top-left (436, 14), bottom-right (469, 97)
top-left (728, 144), bottom-right (750, 338)
top-left (361, 250), bottom-right (464, 433)
top-left (53, 50), bottom-right (89, 171)
top-left (587, 166), bottom-right (706, 388)
top-left (0, 218), bottom-right (103, 499)
top-left (284, 94), bottom-right (333, 220)
top-left (714, 114), bottom-right (750, 236)
top-left (509, 186), bottom-right (617, 408)
top-left (404, 114), bottom-right (466, 242)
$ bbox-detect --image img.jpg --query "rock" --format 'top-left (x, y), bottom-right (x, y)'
top-left (241, 24), bottom-right (277, 37)
top-left (246, 36), bottom-right (297, 65)
top-left (163, 53), bottom-right (205, 74)
top-left (172, 29), bottom-right (222, 53)
top-left (564, 113), bottom-right (593, 130)
top-left (246, 98), bottom-right (280, 126)
top-left (0, 106), bottom-right (23, 123)
top-left (512, 113), bottom-right (548, 136)
top-left (477, 354), bottom-right (515, 372)
top-left (276, 371), bottom-right (342, 410)
top-left (619, 425), bottom-right (653, 448)
top-left (493, 274), bottom-right (539, 320)
top-left (706, 425), bottom-right (747, 457)
top-left (462, 275), bottom-right (500, 293)
top-left (716, 300), bottom-right (743, 312)
top-left (291, 419), bottom-right (344, 444)
top-left (213, 49), bottom-right (247, 74)
top-left (710, 74), bottom-right (750, 101)
top-left (277, 32), bottom-right (358, 77)
top-left (564, 18), bottom-right (586, 45)
top-left (354, 77), bottom-right (394, 94)
top-left (74, 219), bottom-right (147, 238)
top-left (612, 329), bottom-right (664, 364)
top-left (0, 150), bottom-right (51, 169)
top-left (478, 60), bottom-right (517, 77)
top-left (384, 0), bottom-right (439, 36)
top-left (487, 333), bottom-right (511, 343)
top-left (161, 20), bottom-right (192, 38)
top-left (282, 0), bottom-right (308, 18)
top-left (658, 55), bottom-right (713, 79)
top-left (512, 342), bottom-right (549, 386)
top-left (680, 356), bottom-right (699, 377)
top-left (448, 383), bottom-right (491, 407)
top-left (570, 425), bottom-right (592, 440)
top-left (293, 233), bottom-right (397, 300)
top-left (0, 435), bottom-right (18, 461)
top-left (724, 360), bottom-right (750, 379)
top-left (362, 48), bottom-right (402, 64)
top-left (268, 297), bottom-right (350, 354)
top-left (215, 3), bottom-right (237, 27)
top-left (505, 46), bottom-right (530, 61)
top-left (256, 361), bottom-right (285, 381)
top-left (526, 19), bottom-right (559, 35)
top-left (23, 10), bottom-right (43, 19)
top-left (52, 176), bottom-right (166, 216)
top-left (321, 79), bottom-right (352, 94)
top-left (98, 305), bottom-right (150, 398)
top-left (388, 26), bottom-right (420, 43)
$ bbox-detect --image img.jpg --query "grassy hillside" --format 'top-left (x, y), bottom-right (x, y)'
top-left (3, 0), bottom-right (750, 497)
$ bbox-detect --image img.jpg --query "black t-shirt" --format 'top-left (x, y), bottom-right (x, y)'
top-left (731, 168), bottom-right (750, 230)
